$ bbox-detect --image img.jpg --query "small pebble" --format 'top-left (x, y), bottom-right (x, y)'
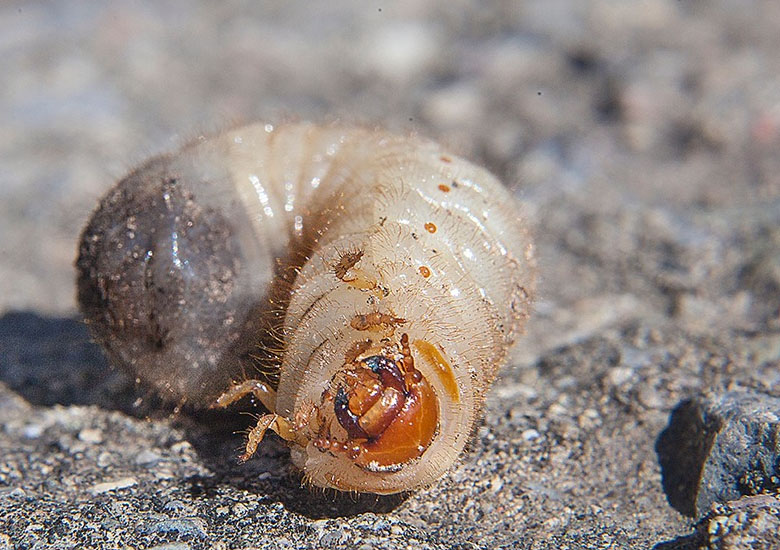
top-left (89, 477), bottom-right (137, 494)
top-left (78, 428), bottom-right (104, 443)
top-left (22, 424), bottom-right (43, 439)
top-left (522, 429), bottom-right (541, 441)
top-left (134, 449), bottom-right (162, 465)
top-left (231, 502), bottom-right (248, 518)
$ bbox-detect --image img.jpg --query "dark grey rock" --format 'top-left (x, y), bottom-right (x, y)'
top-left (656, 391), bottom-right (780, 518)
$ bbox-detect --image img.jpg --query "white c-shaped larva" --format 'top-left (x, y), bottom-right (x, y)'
top-left (77, 122), bottom-right (535, 494)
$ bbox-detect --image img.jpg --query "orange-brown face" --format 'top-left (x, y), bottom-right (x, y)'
top-left (312, 334), bottom-right (439, 472)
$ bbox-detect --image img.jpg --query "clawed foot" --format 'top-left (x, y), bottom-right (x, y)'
top-left (239, 413), bottom-right (297, 462)
top-left (213, 379), bottom-right (308, 462)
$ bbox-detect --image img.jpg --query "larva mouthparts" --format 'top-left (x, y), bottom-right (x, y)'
top-left (77, 122), bottom-right (536, 494)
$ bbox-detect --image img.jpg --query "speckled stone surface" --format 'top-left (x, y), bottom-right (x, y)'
top-left (2, 1), bottom-right (780, 549)
top-left (657, 391), bottom-right (780, 519)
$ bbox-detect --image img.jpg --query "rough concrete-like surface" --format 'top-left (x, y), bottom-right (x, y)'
top-left (656, 392), bottom-right (780, 519)
top-left (700, 495), bottom-right (780, 550)
top-left (657, 495), bottom-right (780, 550)
top-left (2, 1), bottom-right (780, 549)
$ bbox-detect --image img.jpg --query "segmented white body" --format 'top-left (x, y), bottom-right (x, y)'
top-left (77, 122), bottom-right (535, 493)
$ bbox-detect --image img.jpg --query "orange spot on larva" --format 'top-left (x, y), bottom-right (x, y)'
top-left (437, 184), bottom-right (450, 193)
top-left (413, 340), bottom-right (459, 402)
top-left (424, 222), bottom-right (437, 233)
top-left (440, 155), bottom-right (452, 163)
top-left (418, 266), bottom-right (431, 278)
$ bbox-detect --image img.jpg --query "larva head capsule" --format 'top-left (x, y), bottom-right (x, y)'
top-left (313, 336), bottom-right (438, 474)
top-left (281, 332), bottom-right (456, 494)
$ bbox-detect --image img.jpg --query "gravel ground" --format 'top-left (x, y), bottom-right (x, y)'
top-left (2, 1), bottom-right (780, 549)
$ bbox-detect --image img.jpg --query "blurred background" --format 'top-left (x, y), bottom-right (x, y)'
top-left (3, 0), bottom-right (779, 322)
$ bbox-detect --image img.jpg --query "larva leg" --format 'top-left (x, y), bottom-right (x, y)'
top-left (240, 414), bottom-right (281, 462)
top-left (215, 380), bottom-right (315, 461)
top-left (212, 379), bottom-right (277, 412)
top-left (241, 413), bottom-right (310, 462)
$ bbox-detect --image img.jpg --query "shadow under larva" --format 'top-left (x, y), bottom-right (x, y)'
top-left (76, 122), bottom-right (536, 495)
